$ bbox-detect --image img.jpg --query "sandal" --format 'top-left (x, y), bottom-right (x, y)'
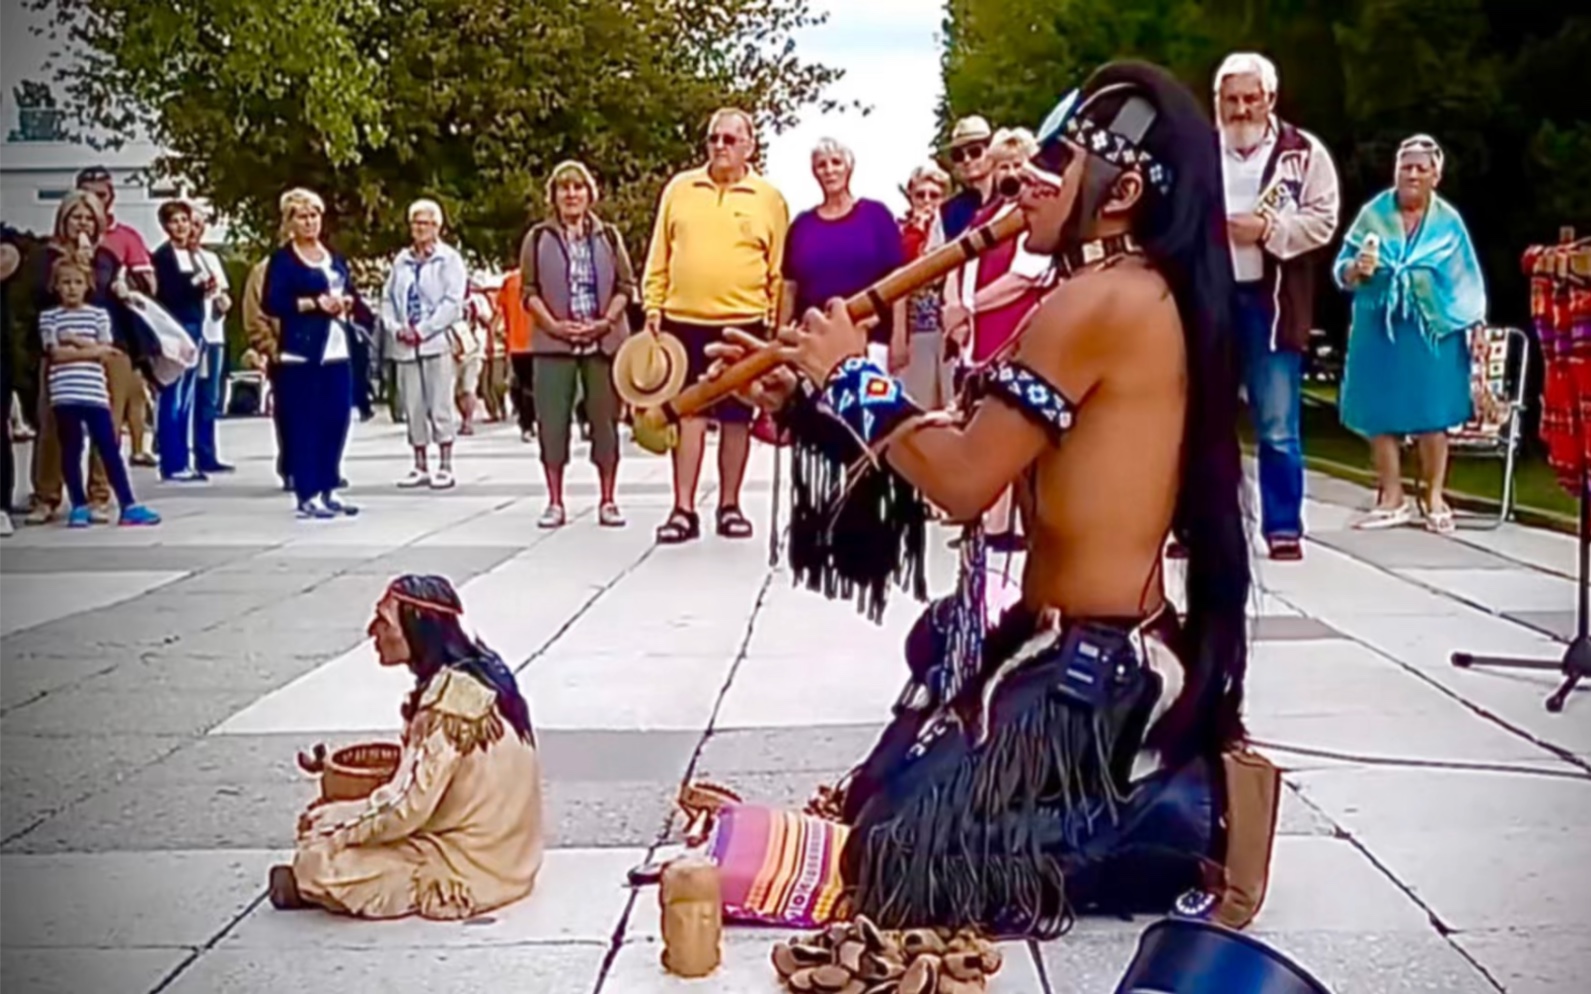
top-left (1425, 505), bottom-right (1456, 535)
top-left (1352, 500), bottom-right (1412, 531)
top-left (598, 502), bottom-right (625, 528)
top-left (656, 508), bottom-right (700, 545)
top-left (539, 505), bottom-right (567, 529)
top-left (716, 505), bottom-right (753, 540)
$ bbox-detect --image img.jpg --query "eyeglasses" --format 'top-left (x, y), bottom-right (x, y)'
top-left (708, 133), bottom-right (742, 147)
top-left (949, 143), bottom-right (986, 165)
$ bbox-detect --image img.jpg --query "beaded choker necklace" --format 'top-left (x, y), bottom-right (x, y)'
top-left (1055, 233), bottom-right (1143, 280)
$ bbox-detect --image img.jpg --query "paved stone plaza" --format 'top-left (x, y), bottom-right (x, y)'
top-left (0, 416), bottom-right (1586, 994)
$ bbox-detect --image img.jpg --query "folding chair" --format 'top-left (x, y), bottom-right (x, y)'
top-left (224, 370), bottom-right (271, 417)
top-left (1444, 325), bottom-right (1532, 529)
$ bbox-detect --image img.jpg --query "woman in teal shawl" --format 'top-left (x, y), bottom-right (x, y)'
top-left (1335, 135), bottom-right (1487, 534)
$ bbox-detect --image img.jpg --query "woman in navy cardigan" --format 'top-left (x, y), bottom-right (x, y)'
top-left (262, 188), bottom-right (362, 519)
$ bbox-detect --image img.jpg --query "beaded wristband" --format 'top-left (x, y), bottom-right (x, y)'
top-left (820, 356), bottom-right (924, 450)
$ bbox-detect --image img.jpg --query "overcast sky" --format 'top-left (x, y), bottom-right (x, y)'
top-left (1, 0), bottom-right (945, 217)
top-left (763, 0), bottom-right (945, 217)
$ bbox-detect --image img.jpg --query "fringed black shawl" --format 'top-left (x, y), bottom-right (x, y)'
top-left (776, 388), bottom-right (929, 623)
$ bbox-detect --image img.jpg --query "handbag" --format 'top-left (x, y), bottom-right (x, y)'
top-left (124, 291), bottom-right (199, 386)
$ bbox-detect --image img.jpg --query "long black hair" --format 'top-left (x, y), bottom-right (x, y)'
top-left (391, 575), bottom-right (535, 744)
top-left (1076, 62), bottom-right (1253, 753)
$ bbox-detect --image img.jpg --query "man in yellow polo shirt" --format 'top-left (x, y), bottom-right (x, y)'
top-left (642, 107), bottom-right (790, 545)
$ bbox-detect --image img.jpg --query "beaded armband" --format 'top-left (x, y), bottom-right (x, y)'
top-left (820, 356), bottom-right (925, 452)
top-left (979, 360), bottom-right (1077, 439)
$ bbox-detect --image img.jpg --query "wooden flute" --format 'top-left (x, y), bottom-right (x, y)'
top-left (643, 207), bottom-right (1029, 424)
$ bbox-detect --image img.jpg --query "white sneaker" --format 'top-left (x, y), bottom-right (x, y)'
top-left (397, 469), bottom-right (430, 489)
top-left (0, 511), bottom-right (14, 538)
top-left (430, 469), bottom-right (456, 490)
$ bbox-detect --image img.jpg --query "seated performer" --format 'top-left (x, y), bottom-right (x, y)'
top-left (712, 61), bottom-right (1256, 937)
top-left (269, 574), bottom-right (545, 920)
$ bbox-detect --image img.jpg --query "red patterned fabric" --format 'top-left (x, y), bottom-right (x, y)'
top-left (1528, 244), bottom-right (1587, 495)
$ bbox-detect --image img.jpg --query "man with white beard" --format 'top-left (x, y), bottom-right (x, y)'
top-left (1213, 53), bottom-right (1340, 561)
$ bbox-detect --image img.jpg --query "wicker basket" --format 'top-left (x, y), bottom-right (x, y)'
top-left (299, 742), bottom-right (402, 802)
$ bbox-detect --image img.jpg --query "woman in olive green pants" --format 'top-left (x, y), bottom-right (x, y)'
top-left (519, 160), bottom-right (635, 528)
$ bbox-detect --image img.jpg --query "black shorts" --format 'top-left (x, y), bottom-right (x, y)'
top-left (662, 317), bottom-right (766, 425)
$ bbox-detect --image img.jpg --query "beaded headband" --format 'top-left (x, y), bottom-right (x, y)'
top-left (1064, 114), bottom-right (1174, 196)
top-left (1032, 85), bottom-right (1175, 197)
top-left (384, 582), bottom-right (463, 616)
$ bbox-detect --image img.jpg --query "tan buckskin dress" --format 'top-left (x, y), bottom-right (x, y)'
top-left (293, 667), bottom-right (545, 919)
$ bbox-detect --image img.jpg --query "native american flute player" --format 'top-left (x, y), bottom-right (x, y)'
top-left (708, 61), bottom-right (1269, 937)
top-left (268, 575), bottom-right (545, 920)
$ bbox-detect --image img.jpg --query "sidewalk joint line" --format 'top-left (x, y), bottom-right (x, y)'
top-left (146, 890), bottom-right (271, 994)
top-left (511, 539), bottom-right (658, 676)
top-left (1288, 541), bottom-right (1588, 772)
top-left (1286, 789), bottom-right (1508, 994)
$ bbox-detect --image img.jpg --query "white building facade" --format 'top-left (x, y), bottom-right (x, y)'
top-left (0, 139), bottom-right (214, 244)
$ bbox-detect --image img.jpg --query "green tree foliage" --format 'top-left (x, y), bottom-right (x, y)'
top-left (939, 0), bottom-right (1215, 147)
top-left (28, 0), bottom-right (844, 263)
top-left (939, 0), bottom-right (1590, 326)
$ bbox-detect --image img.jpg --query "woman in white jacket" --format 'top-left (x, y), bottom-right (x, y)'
top-left (380, 200), bottom-right (467, 490)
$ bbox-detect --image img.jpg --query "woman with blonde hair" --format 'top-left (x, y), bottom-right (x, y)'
top-left (779, 138), bottom-right (906, 371)
top-left (263, 188), bottom-right (364, 519)
top-left (24, 190), bottom-right (143, 525)
top-left (518, 160), bottom-right (636, 529)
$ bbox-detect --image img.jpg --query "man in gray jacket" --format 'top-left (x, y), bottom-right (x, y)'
top-left (381, 199), bottom-right (468, 490)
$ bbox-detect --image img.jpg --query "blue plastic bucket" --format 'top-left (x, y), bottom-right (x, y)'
top-left (1114, 918), bottom-right (1332, 994)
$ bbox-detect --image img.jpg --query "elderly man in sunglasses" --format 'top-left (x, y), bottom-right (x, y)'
top-left (939, 115), bottom-right (998, 241)
top-left (640, 107), bottom-right (790, 546)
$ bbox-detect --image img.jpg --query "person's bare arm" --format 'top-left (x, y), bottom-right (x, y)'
top-left (882, 281), bottom-right (1110, 518)
top-left (130, 265), bottom-right (157, 296)
top-left (48, 339), bottom-right (108, 362)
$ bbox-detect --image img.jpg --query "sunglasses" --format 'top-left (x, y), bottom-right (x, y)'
top-left (949, 143), bottom-right (986, 164)
top-left (707, 133), bottom-right (742, 147)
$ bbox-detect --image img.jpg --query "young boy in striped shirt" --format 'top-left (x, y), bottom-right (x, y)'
top-left (40, 260), bottom-right (160, 527)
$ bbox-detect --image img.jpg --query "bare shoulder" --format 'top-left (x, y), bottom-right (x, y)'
top-left (1021, 261), bottom-right (1179, 361)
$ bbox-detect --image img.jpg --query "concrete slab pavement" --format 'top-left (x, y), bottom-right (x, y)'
top-left (2, 416), bottom-right (1586, 993)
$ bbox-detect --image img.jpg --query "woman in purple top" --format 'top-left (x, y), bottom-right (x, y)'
top-left (779, 138), bottom-right (906, 369)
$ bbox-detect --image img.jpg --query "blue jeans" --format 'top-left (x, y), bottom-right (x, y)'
top-left (157, 328), bottom-right (202, 478)
top-left (194, 343), bottom-right (225, 470)
top-left (1235, 284), bottom-right (1303, 539)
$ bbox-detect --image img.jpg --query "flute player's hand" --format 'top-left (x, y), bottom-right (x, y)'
top-left (782, 298), bottom-right (866, 384)
top-left (705, 328), bottom-right (799, 411)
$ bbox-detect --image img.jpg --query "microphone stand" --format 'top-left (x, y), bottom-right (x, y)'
top-left (1451, 474), bottom-right (1589, 712)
